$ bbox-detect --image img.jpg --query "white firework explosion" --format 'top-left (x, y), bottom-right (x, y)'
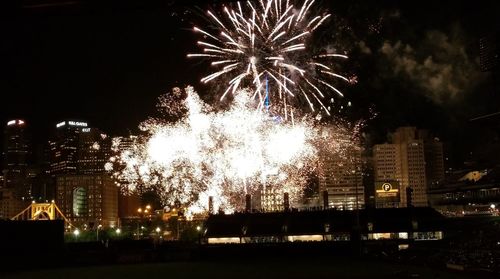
top-left (188, 0), bottom-right (352, 118)
top-left (108, 86), bottom-right (360, 216)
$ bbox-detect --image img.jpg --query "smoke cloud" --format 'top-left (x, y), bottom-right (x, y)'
top-left (379, 28), bottom-right (485, 104)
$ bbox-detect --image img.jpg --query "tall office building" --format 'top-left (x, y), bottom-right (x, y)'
top-left (56, 174), bottom-right (118, 227)
top-left (49, 120), bottom-right (112, 175)
top-left (49, 120), bottom-right (87, 174)
top-left (29, 143), bottom-right (55, 202)
top-left (373, 127), bottom-right (444, 208)
top-left (77, 128), bottom-right (112, 174)
top-left (0, 120), bottom-right (31, 218)
top-left (4, 119), bottom-right (29, 169)
top-left (319, 146), bottom-right (364, 210)
top-left (3, 120), bottom-right (29, 192)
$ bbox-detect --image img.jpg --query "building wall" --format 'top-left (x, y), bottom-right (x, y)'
top-left (320, 147), bottom-right (364, 210)
top-left (424, 139), bottom-right (445, 189)
top-left (0, 188), bottom-right (30, 219)
top-left (373, 144), bottom-right (401, 182)
top-left (56, 174), bottom-right (118, 227)
top-left (49, 125), bottom-right (80, 174)
top-left (403, 140), bottom-right (427, 207)
top-left (118, 192), bottom-right (141, 218)
top-left (77, 128), bottom-right (112, 174)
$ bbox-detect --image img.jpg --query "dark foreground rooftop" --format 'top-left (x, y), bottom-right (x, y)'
top-left (205, 207), bottom-right (445, 238)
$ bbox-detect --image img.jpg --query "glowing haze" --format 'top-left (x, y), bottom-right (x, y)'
top-left (188, 0), bottom-right (354, 118)
top-left (108, 87), bottom-right (358, 215)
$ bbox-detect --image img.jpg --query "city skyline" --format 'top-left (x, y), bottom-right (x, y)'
top-left (0, 2), bottom-right (499, 277)
top-left (0, 1), bottom-right (498, 217)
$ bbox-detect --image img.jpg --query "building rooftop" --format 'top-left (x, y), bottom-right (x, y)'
top-left (204, 207), bottom-right (445, 238)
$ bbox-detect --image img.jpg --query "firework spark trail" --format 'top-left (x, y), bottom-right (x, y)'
top-left (108, 87), bottom-right (360, 216)
top-left (188, 0), bottom-right (350, 117)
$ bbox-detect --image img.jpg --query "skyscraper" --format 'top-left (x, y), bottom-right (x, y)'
top-left (77, 128), bottom-right (112, 174)
top-left (0, 120), bottom-right (31, 218)
top-left (49, 120), bottom-right (87, 174)
top-left (373, 127), bottom-right (444, 208)
top-left (49, 120), bottom-right (112, 175)
top-left (4, 120), bottom-right (29, 174)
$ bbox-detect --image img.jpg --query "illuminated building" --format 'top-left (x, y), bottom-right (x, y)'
top-left (203, 207), bottom-right (445, 244)
top-left (49, 120), bottom-right (87, 174)
top-left (4, 120), bottom-right (28, 170)
top-left (374, 127), bottom-right (445, 208)
top-left (49, 120), bottom-right (112, 175)
top-left (319, 146), bottom-right (364, 210)
top-left (0, 120), bottom-right (31, 218)
top-left (56, 174), bottom-right (118, 227)
top-left (77, 128), bottom-right (112, 174)
top-left (3, 119), bottom-right (29, 194)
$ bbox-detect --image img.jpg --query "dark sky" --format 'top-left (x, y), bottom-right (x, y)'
top-left (0, 0), bottom-right (499, 164)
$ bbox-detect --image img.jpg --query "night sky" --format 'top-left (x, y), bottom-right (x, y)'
top-left (1, 0), bottom-right (499, 165)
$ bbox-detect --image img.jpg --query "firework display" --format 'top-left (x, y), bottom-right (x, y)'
top-left (188, 0), bottom-right (351, 118)
top-left (107, 87), bottom-right (359, 216)
top-left (107, 1), bottom-right (359, 216)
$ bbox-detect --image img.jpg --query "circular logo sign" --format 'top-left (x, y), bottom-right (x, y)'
top-left (382, 183), bottom-right (392, 192)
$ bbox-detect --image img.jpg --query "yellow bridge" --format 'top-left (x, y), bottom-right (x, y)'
top-left (11, 202), bottom-right (76, 229)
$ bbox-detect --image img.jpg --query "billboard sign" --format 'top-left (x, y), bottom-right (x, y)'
top-left (375, 181), bottom-right (400, 203)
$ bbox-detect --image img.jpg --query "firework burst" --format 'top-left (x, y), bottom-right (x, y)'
top-left (188, 0), bottom-right (352, 118)
top-left (108, 87), bottom-right (360, 216)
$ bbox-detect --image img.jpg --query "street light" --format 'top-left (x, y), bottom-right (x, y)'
top-left (196, 226), bottom-right (201, 232)
top-left (116, 228), bottom-right (121, 235)
top-left (73, 229), bottom-right (80, 239)
top-left (97, 224), bottom-right (103, 241)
